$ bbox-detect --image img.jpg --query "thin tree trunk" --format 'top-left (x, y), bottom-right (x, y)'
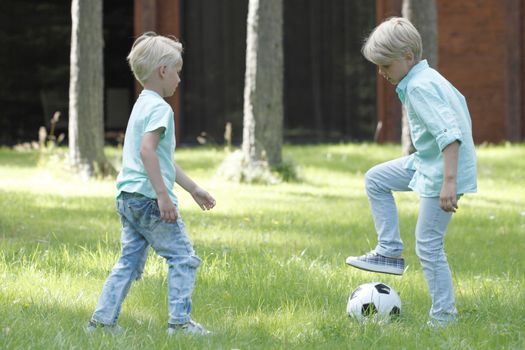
top-left (401, 0), bottom-right (438, 155)
top-left (242, 0), bottom-right (283, 167)
top-left (69, 0), bottom-right (113, 178)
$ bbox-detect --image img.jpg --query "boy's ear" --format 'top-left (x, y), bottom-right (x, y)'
top-left (404, 51), bottom-right (414, 63)
top-left (158, 65), bottom-right (167, 78)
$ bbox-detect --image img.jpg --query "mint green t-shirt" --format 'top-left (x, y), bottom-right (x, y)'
top-left (116, 89), bottom-right (178, 204)
top-left (396, 60), bottom-right (477, 197)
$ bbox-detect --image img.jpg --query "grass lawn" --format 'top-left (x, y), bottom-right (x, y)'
top-left (0, 143), bottom-right (524, 349)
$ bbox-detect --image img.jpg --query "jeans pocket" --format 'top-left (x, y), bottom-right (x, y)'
top-left (126, 198), bottom-right (162, 231)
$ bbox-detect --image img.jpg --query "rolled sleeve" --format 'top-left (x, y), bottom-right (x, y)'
top-left (434, 127), bottom-right (462, 151)
top-left (144, 104), bottom-right (173, 137)
top-left (409, 87), bottom-right (463, 151)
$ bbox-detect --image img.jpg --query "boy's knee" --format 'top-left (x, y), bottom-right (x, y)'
top-left (167, 254), bottom-right (201, 269)
top-left (364, 167), bottom-right (380, 192)
top-left (415, 242), bottom-right (444, 262)
top-left (113, 256), bottom-right (144, 279)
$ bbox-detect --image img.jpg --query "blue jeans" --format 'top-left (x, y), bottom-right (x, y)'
top-left (365, 157), bottom-right (458, 323)
top-left (92, 192), bottom-right (201, 325)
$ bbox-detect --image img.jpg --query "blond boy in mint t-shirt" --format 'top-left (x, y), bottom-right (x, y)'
top-left (87, 32), bottom-right (216, 336)
top-left (116, 89), bottom-right (179, 205)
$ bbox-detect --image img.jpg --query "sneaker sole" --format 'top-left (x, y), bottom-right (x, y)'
top-left (346, 259), bottom-right (404, 276)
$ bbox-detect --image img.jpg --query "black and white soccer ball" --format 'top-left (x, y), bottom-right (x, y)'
top-left (347, 282), bottom-right (401, 321)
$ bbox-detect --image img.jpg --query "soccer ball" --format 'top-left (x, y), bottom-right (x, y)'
top-left (347, 282), bottom-right (401, 321)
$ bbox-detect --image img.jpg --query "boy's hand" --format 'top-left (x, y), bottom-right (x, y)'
top-left (158, 193), bottom-right (178, 223)
top-left (440, 180), bottom-right (458, 213)
top-left (191, 187), bottom-right (216, 211)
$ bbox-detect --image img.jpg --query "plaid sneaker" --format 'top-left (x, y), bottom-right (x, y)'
top-left (346, 251), bottom-right (405, 275)
top-left (84, 320), bottom-right (124, 334)
top-left (167, 320), bottom-right (212, 336)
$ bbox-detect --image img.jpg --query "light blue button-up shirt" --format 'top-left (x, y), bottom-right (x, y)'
top-left (396, 60), bottom-right (477, 197)
top-left (116, 89), bottom-right (178, 204)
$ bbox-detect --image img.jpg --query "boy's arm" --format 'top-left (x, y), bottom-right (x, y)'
top-left (175, 162), bottom-right (216, 211)
top-left (141, 129), bottom-right (178, 223)
top-left (441, 141), bottom-right (459, 213)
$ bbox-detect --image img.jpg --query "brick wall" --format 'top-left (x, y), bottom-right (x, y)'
top-left (439, 0), bottom-right (512, 143)
top-left (376, 0), bottom-right (524, 143)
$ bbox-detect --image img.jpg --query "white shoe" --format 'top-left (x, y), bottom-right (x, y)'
top-left (85, 320), bottom-right (124, 334)
top-left (167, 320), bottom-right (212, 336)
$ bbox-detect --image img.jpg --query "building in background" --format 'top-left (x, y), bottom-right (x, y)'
top-left (0, 0), bottom-right (523, 145)
top-left (376, 0), bottom-right (525, 143)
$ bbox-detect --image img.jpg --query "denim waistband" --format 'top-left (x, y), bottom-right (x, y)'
top-left (118, 191), bottom-right (154, 200)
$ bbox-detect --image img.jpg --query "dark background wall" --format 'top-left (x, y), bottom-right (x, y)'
top-left (2, 0), bottom-right (523, 146)
top-left (0, 0), bottom-right (134, 145)
top-left (180, 0), bottom-right (249, 144)
top-left (0, 0), bottom-right (377, 146)
top-left (284, 0), bottom-right (376, 142)
top-left (180, 0), bottom-right (376, 144)
top-left (0, 0), bottom-right (71, 145)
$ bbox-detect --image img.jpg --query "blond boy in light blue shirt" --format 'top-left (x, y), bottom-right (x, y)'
top-left (87, 32), bottom-right (216, 336)
top-left (346, 17), bottom-right (477, 327)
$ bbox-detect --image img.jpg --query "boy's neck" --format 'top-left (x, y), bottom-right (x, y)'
top-left (144, 74), bottom-right (166, 98)
top-left (143, 81), bottom-right (165, 98)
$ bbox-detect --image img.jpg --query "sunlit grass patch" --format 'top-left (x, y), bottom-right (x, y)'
top-left (0, 143), bottom-right (524, 349)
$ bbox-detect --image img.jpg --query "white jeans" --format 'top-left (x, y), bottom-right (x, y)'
top-left (365, 156), bottom-right (458, 322)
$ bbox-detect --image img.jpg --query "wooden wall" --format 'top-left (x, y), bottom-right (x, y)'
top-left (374, 0), bottom-right (403, 143)
top-left (134, 0), bottom-right (377, 144)
top-left (133, 0), bottom-right (524, 144)
top-left (134, 0), bottom-right (182, 142)
top-left (181, 0), bottom-right (248, 144)
top-left (284, 0), bottom-right (376, 142)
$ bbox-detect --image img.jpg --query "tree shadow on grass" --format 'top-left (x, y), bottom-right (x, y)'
top-left (0, 149), bottom-right (40, 168)
top-left (0, 299), bottom-right (218, 349)
top-left (2, 216), bottom-right (523, 348)
top-left (0, 187), bottom-right (371, 246)
top-left (0, 192), bottom-right (119, 246)
top-left (3, 273), bottom-right (521, 349)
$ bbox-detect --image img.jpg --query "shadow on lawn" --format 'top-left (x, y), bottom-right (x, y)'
top-left (0, 192), bottom-right (118, 245)
top-left (0, 300), bottom-right (219, 349)
top-left (0, 187), bottom-right (368, 246)
top-left (2, 270), bottom-right (521, 349)
top-left (3, 186), bottom-right (522, 297)
top-left (0, 149), bottom-right (40, 168)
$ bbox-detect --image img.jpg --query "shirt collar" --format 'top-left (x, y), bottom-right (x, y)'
top-left (140, 89), bottom-right (163, 98)
top-left (395, 59), bottom-right (429, 103)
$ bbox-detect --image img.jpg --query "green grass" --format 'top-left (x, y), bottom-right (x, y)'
top-left (1, 143), bottom-right (524, 349)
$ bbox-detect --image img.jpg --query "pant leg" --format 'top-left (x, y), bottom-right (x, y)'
top-left (92, 209), bottom-right (149, 325)
top-left (141, 210), bottom-right (201, 325)
top-left (415, 197), bottom-right (457, 322)
top-left (111, 241), bottom-right (149, 324)
top-left (365, 156), bottom-right (414, 257)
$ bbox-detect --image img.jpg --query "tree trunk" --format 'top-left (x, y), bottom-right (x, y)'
top-left (242, 0), bottom-right (283, 167)
top-left (401, 0), bottom-right (438, 155)
top-left (69, 0), bottom-right (114, 178)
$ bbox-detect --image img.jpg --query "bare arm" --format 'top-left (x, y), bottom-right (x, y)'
top-left (440, 141), bottom-right (459, 212)
top-left (175, 162), bottom-right (216, 211)
top-left (141, 129), bottom-right (178, 222)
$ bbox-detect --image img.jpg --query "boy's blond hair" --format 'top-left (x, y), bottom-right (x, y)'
top-left (127, 32), bottom-right (183, 86)
top-left (362, 17), bottom-right (422, 66)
